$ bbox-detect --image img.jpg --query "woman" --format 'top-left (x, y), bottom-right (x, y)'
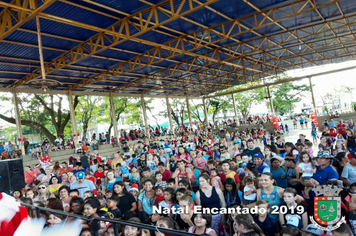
top-left (102, 170), bottom-right (120, 195)
top-left (24, 165), bottom-right (36, 185)
top-left (34, 182), bottom-right (52, 204)
top-left (41, 168), bottom-right (53, 183)
top-left (113, 181), bottom-right (137, 216)
top-left (176, 146), bottom-right (191, 167)
top-left (138, 179), bottom-right (155, 216)
top-left (52, 161), bottom-right (61, 175)
top-left (333, 152), bottom-right (348, 176)
top-left (193, 151), bottom-right (207, 171)
top-left (60, 173), bottom-right (71, 187)
top-left (129, 166), bottom-right (140, 184)
top-left (256, 173), bottom-right (302, 220)
top-left (264, 145), bottom-right (283, 167)
top-left (346, 129), bottom-right (356, 153)
top-left (196, 174), bottom-right (226, 234)
top-left (270, 158), bottom-right (287, 189)
top-left (234, 214), bottom-right (264, 236)
top-left (48, 176), bottom-right (62, 196)
top-left (58, 185), bottom-right (71, 212)
top-left (318, 137), bottom-right (331, 152)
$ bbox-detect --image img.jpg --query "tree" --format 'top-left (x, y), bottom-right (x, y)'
top-left (158, 98), bottom-right (187, 126)
top-left (271, 82), bottom-right (310, 115)
top-left (205, 97), bottom-right (233, 123)
top-left (76, 96), bottom-right (103, 140)
top-left (233, 88), bottom-right (265, 119)
top-left (0, 94), bottom-right (78, 143)
top-left (189, 100), bottom-right (205, 123)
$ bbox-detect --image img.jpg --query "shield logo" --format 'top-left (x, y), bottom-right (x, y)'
top-left (314, 197), bottom-right (341, 225)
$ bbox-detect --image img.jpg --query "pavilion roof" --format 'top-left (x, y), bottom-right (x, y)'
top-left (0, 0), bottom-right (355, 97)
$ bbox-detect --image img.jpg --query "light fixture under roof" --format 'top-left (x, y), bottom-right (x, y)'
top-left (26, 16), bottom-right (61, 91)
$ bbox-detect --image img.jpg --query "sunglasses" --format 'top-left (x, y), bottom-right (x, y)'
top-left (39, 186), bottom-right (46, 189)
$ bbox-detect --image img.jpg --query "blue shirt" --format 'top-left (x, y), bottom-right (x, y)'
top-left (121, 166), bottom-right (130, 176)
top-left (213, 150), bottom-right (221, 159)
top-left (312, 165), bottom-right (339, 185)
top-left (0, 145), bottom-right (4, 153)
top-left (257, 163), bottom-right (270, 174)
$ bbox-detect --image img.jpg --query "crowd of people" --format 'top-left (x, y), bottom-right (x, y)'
top-left (4, 116), bottom-right (356, 236)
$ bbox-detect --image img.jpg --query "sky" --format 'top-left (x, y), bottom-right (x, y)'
top-left (1, 59), bottom-right (356, 129)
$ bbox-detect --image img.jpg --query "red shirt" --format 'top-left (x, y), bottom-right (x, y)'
top-left (220, 170), bottom-right (241, 185)
top-left (161, 169), bottom-right (172, 181)
top-left (24, 171), bottom-right (35, 184)
top-left (94, 170), bottom-right (105, 185)
top-left (337, 124), bottom-right (347, 134)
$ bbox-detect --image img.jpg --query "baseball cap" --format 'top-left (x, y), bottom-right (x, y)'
top-left (304, 224), bottom-right (324, 236)
top-left (316, 150), bottom-right (332, 159)
top-left (347, 152), bottom-right (356, 159)
top-left (76, 172), bottom-right (85, 179)
top-left (253, 152), bottom-right (264, 159)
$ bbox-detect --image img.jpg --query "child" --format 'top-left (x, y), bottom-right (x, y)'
top-left (129, 183), bottom-right (139, 201)
top-left (336, 133), bottom-right (345, 144)
top-left (242, 176), bottom-right (256, 206)
top-left (122, 176), bottom-right (131, 192)
top-left (83, 190), bottom-right (94, 200)
top-left (97, 196), bottom-right (108, 212)
top-left (188, 213), bottom-right (216, 235)
top-left (107, 196), bottom-right (122, 219)
top-left (335, 142), bottom-right (346, 153)
top-left (279, 188), bottom-right (308, 230)
top-left (207, 160), bottom-right (216, 174)
top-left (166, 178), bottom-right (176, 189)
top-left (83, 197), bottom-right (100, 220)
top-left (232, 143), bottom-right (240, 157)
top-left (304, 142), bottom-right (314, 158)
top-left (311, 128), bottom-right (318, 144)
top-left (168, 155), bottom-right (177, 172)
top-left (298, 151), bottom-right (316, 199)
top-left (26, 188), bottom-right (36, 200)
top-left (213, 145), bottom-right (221, 162)
top-left (254, 200), bottom-right (280, 236)
top-left (120, 161), bottom-right (130, 177)
top-left (223, 178), bottom-right (241, 207)
top-left (158, 188), bottom-right (177, 216)
top-left (147, 154), bottom-right (155, 172)
top-left (210, 168), bottom-right (223, 190)
top-left (154, 186), bottom-right (164, 205)
top-left (105, 190), bottom-right (113, 200)
top-left (154, 172), bottom-right (167, 189)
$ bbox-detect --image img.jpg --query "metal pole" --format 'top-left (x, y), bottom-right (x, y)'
top-left (166, 96), bottom-right (173, 130)
top-left (202, 98), bottom-right (208, 125)
top-left (231, 93), bottom-right (238, 123)
top-left (12, 91), bottom-right (25, 155)
top-left (309, 76), bottom-right (317, 112)
top-left (35, 16), bottom-right (47, 82)
top-left (67, 91), bottom-right (78, 146)
top-left (186, 96), bottom-right (192, 127)
top-left (109, 93), bottom-right (119, 141)
top-left (141, 94), bottom-right (149, 137)
top-left (266, 85), bottom-right (274, 115)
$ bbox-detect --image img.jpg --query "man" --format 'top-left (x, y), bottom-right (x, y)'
top-left (24, 139), bottom-right (29, 154)
top-left (57, 162), bottom-right (73, 176)
top-left (229, 159), bottom-right (238, 172)
top-left (306, 150), bottom-right (339, 188)
top-left (72, 162), bottom-right (86, 175)
top-left (253, 153), bottom-right (270, 174)
top-left (172, 160), bottom-right (196, 187)
top-left (220, 147), bottom-right (231, 161)
top-left (341, 152), bottom-right (356, 186)
top-left (220, 161), bottom-right (240, 189)
top-left (329, 119), bottom-right (337, 128)
top-left (91, 138), bottom-right (99, 150)
top-left (70, 172), bottom-right (97, 198)
top-left (140, 167), bottom-right (157, 187)
top-left (80, 152), bottom-right (90, 171)
top-left (241, 139), bottom-right (263, 159)
top-left (337, 120), bottom-right (347, 139)
top-left (54, 136), bottom-right (63, 150)
top-left (157, 162), bottom-right (172, 181)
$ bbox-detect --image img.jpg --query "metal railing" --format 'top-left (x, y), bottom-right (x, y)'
top-left (21, 203), bottom-right (196, 236)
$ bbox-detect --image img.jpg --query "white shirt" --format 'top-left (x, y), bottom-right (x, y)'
top-left (243, 186), bottom-right (256, 200)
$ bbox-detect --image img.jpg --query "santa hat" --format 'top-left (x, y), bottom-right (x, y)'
top-left (34, 164), bottom-right (41, 169)
top-left (129, 184), bottom-right (139, 192)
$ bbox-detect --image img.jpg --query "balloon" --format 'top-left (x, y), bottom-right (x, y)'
top-left (77, 133), bottom-right (80, 136)
top-left (73, 134), bottom-right (76, 137)
top-left (17, 138), bottom-right (22, 142)
top-left (23, 138), bottom-right (27, 142)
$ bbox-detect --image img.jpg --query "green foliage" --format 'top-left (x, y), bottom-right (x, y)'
top-left (233, 88), bottom-right (265, 118)
top-left (270, 82), bottom-right (310, 116)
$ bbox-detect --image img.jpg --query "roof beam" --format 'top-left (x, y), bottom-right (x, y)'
top-left (10, 0), bottom-right (218, 88)
top-left (69, 0), bottom-right (337, 92)
top-left (0, 0), bottom-right (58, 40)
